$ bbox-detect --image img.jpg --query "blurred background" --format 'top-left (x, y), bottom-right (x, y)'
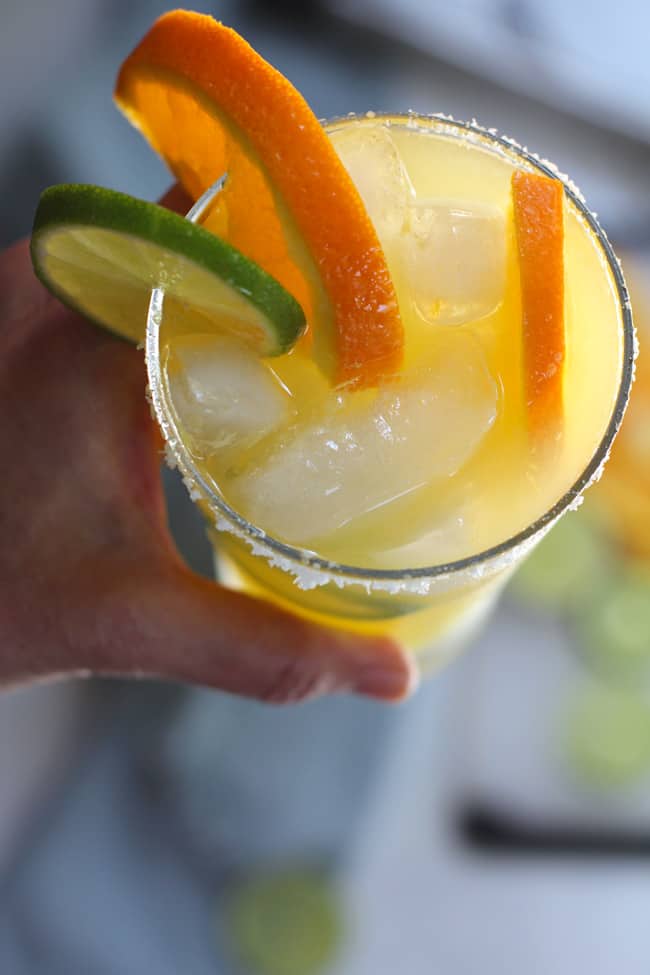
top-left (2, 1), bottom-right (650, 972)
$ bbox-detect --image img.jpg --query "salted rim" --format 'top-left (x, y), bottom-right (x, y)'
top-left (146, 111), bottom-right (636, 587)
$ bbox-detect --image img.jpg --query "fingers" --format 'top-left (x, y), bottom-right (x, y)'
top-left (99, 562), bottom-right (417, 704)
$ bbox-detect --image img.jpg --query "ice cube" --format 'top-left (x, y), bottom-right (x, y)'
top-left (373, 511), bottom-right (469, 569)
top-left (331, 122), bottom-right (411, 241)
top-left (404, 200), bottom-right (506, 325)
top-left (166, 334), bottom-right (290, 451)
top-left (229, 341), bottom-right (497, 545)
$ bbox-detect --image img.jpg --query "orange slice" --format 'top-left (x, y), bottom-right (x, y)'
top-left (114, 9), bottom-right (403, 388)
top-left (512, 169), bottom-right (565, 436)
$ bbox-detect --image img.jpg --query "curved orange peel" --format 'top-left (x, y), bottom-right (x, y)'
top-left (512, 169), bottom-right (565, 437)
top-left (114, 9), bottom-right (403, 387)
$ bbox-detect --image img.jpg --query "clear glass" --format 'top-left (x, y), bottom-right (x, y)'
top-left (146, 114), bottom-right (635, 672)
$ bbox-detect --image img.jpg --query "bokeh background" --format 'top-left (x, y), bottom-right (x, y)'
top-left (2, 1), bottom-right (650, 973)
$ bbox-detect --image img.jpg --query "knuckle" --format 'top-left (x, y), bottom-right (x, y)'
top-left (258, 658), bottom-right (327, 704)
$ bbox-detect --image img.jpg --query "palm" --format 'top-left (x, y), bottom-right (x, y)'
top-left (0, 238), bottom-right (176, 679)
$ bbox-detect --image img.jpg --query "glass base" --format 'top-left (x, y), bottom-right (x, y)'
top-left (215, 547), bottom-right (502, 676)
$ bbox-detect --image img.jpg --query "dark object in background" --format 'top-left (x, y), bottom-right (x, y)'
top-left (241, 0), bottom-right (324, 21)
top-left (460, 803), bottom-right (650, 857)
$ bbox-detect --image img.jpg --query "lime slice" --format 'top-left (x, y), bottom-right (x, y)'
top-left (30, 184), bottom-right (306, 355)
top-left (574, 570), bottom-right (650, 679)
top-left (563, 684), bottom-right (650, 789)
top-left (223, 868), bottom-right (344, 975)
top-left (510, 513), bottom-right (611, 614)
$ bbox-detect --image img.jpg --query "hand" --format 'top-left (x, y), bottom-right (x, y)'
top-left (0, 186), bottom-right (415, 703)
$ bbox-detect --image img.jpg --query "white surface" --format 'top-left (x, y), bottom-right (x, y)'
top-left (1, 0), bottom-right (102, 139)
top-left (328, 0), bottom-right (650, 142)
top-left (0, 682), bottom-right (88, 875)
top-left (332, 622), bottom-right (650, 974)
top-left (455, 607), bottom-right (650, 829)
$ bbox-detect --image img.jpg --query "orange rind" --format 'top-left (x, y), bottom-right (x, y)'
top-left (115, 10), bottom-right (403, 387)
top-left (512, 169), bottom-right (565, 436)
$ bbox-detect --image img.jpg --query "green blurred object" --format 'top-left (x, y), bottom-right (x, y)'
top-left (223, 867), bottom-right (344, 975)
top-left (564, 683), bottom-right (650, 789)
top-left (575, 570), bottom-right (650, 679)
top-left (510, 512), bottom-right (611, 613)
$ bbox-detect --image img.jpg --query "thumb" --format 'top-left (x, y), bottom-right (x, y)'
top-left (102, 562), bottom-right (417, 704)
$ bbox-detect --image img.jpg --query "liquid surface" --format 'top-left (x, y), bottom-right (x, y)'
top-left (162, 116), bottom-right (625, 570)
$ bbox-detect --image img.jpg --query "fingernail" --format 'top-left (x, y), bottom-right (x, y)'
top-left (354, 652), bottom-right (419, 701)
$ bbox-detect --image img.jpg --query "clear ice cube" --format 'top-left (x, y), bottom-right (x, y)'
top-left (373, 511), bottom-right (469, 569)
top-left (230, 341), bottom-right (497, 545)
top-left (167, 334), bottom-right (290, 451)
top-left (331, 122), bottom-right (411, 241)
top-left (404, 200), bottom-right (506, 326)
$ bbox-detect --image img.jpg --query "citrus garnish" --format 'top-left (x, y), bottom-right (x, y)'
top-left (591, 267), bottom-right (650, 559)
top-left (510, 513), bottom-right (610, 613)
top-left (574, 571), bottom-right (650, 679)
top-left (563, 684), bottom-right (650, 789)
top-left (512, 170), bottom-right (565, 436)
top-left (223, 868), bottom-right (344, 975)
top-left (114, 9), bottom-right (403, 388)
top-left (30, 183), bottom-right (305, 355)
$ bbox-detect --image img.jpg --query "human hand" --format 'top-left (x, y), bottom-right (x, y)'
top-left (0, 186), bottom-right (415, 703)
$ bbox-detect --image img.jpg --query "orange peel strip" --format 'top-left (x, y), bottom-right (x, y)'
top-left (114, 9), bottom-right (403, 387)
top-left (512, 169), bottom-right (565, 437)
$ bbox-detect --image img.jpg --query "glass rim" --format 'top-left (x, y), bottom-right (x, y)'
top-left (146, 111), bottom-right (636, 584)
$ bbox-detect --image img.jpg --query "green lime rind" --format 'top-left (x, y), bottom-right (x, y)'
top-left (30, 183), bottom-right (306, 355)
top-left (562, 683), bottom-right (650, 790)
top-left (510, 513), bottom-right (612, 615)
top-left (573, 570), bottom-right (650, 680)
top-left (223, 868), bottom-right (344, 975)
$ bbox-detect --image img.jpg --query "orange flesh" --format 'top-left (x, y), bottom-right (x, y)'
top-left (114, 9), bottom-right (403, 387)
top-left (512, 169), bottom-right (565, 436)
